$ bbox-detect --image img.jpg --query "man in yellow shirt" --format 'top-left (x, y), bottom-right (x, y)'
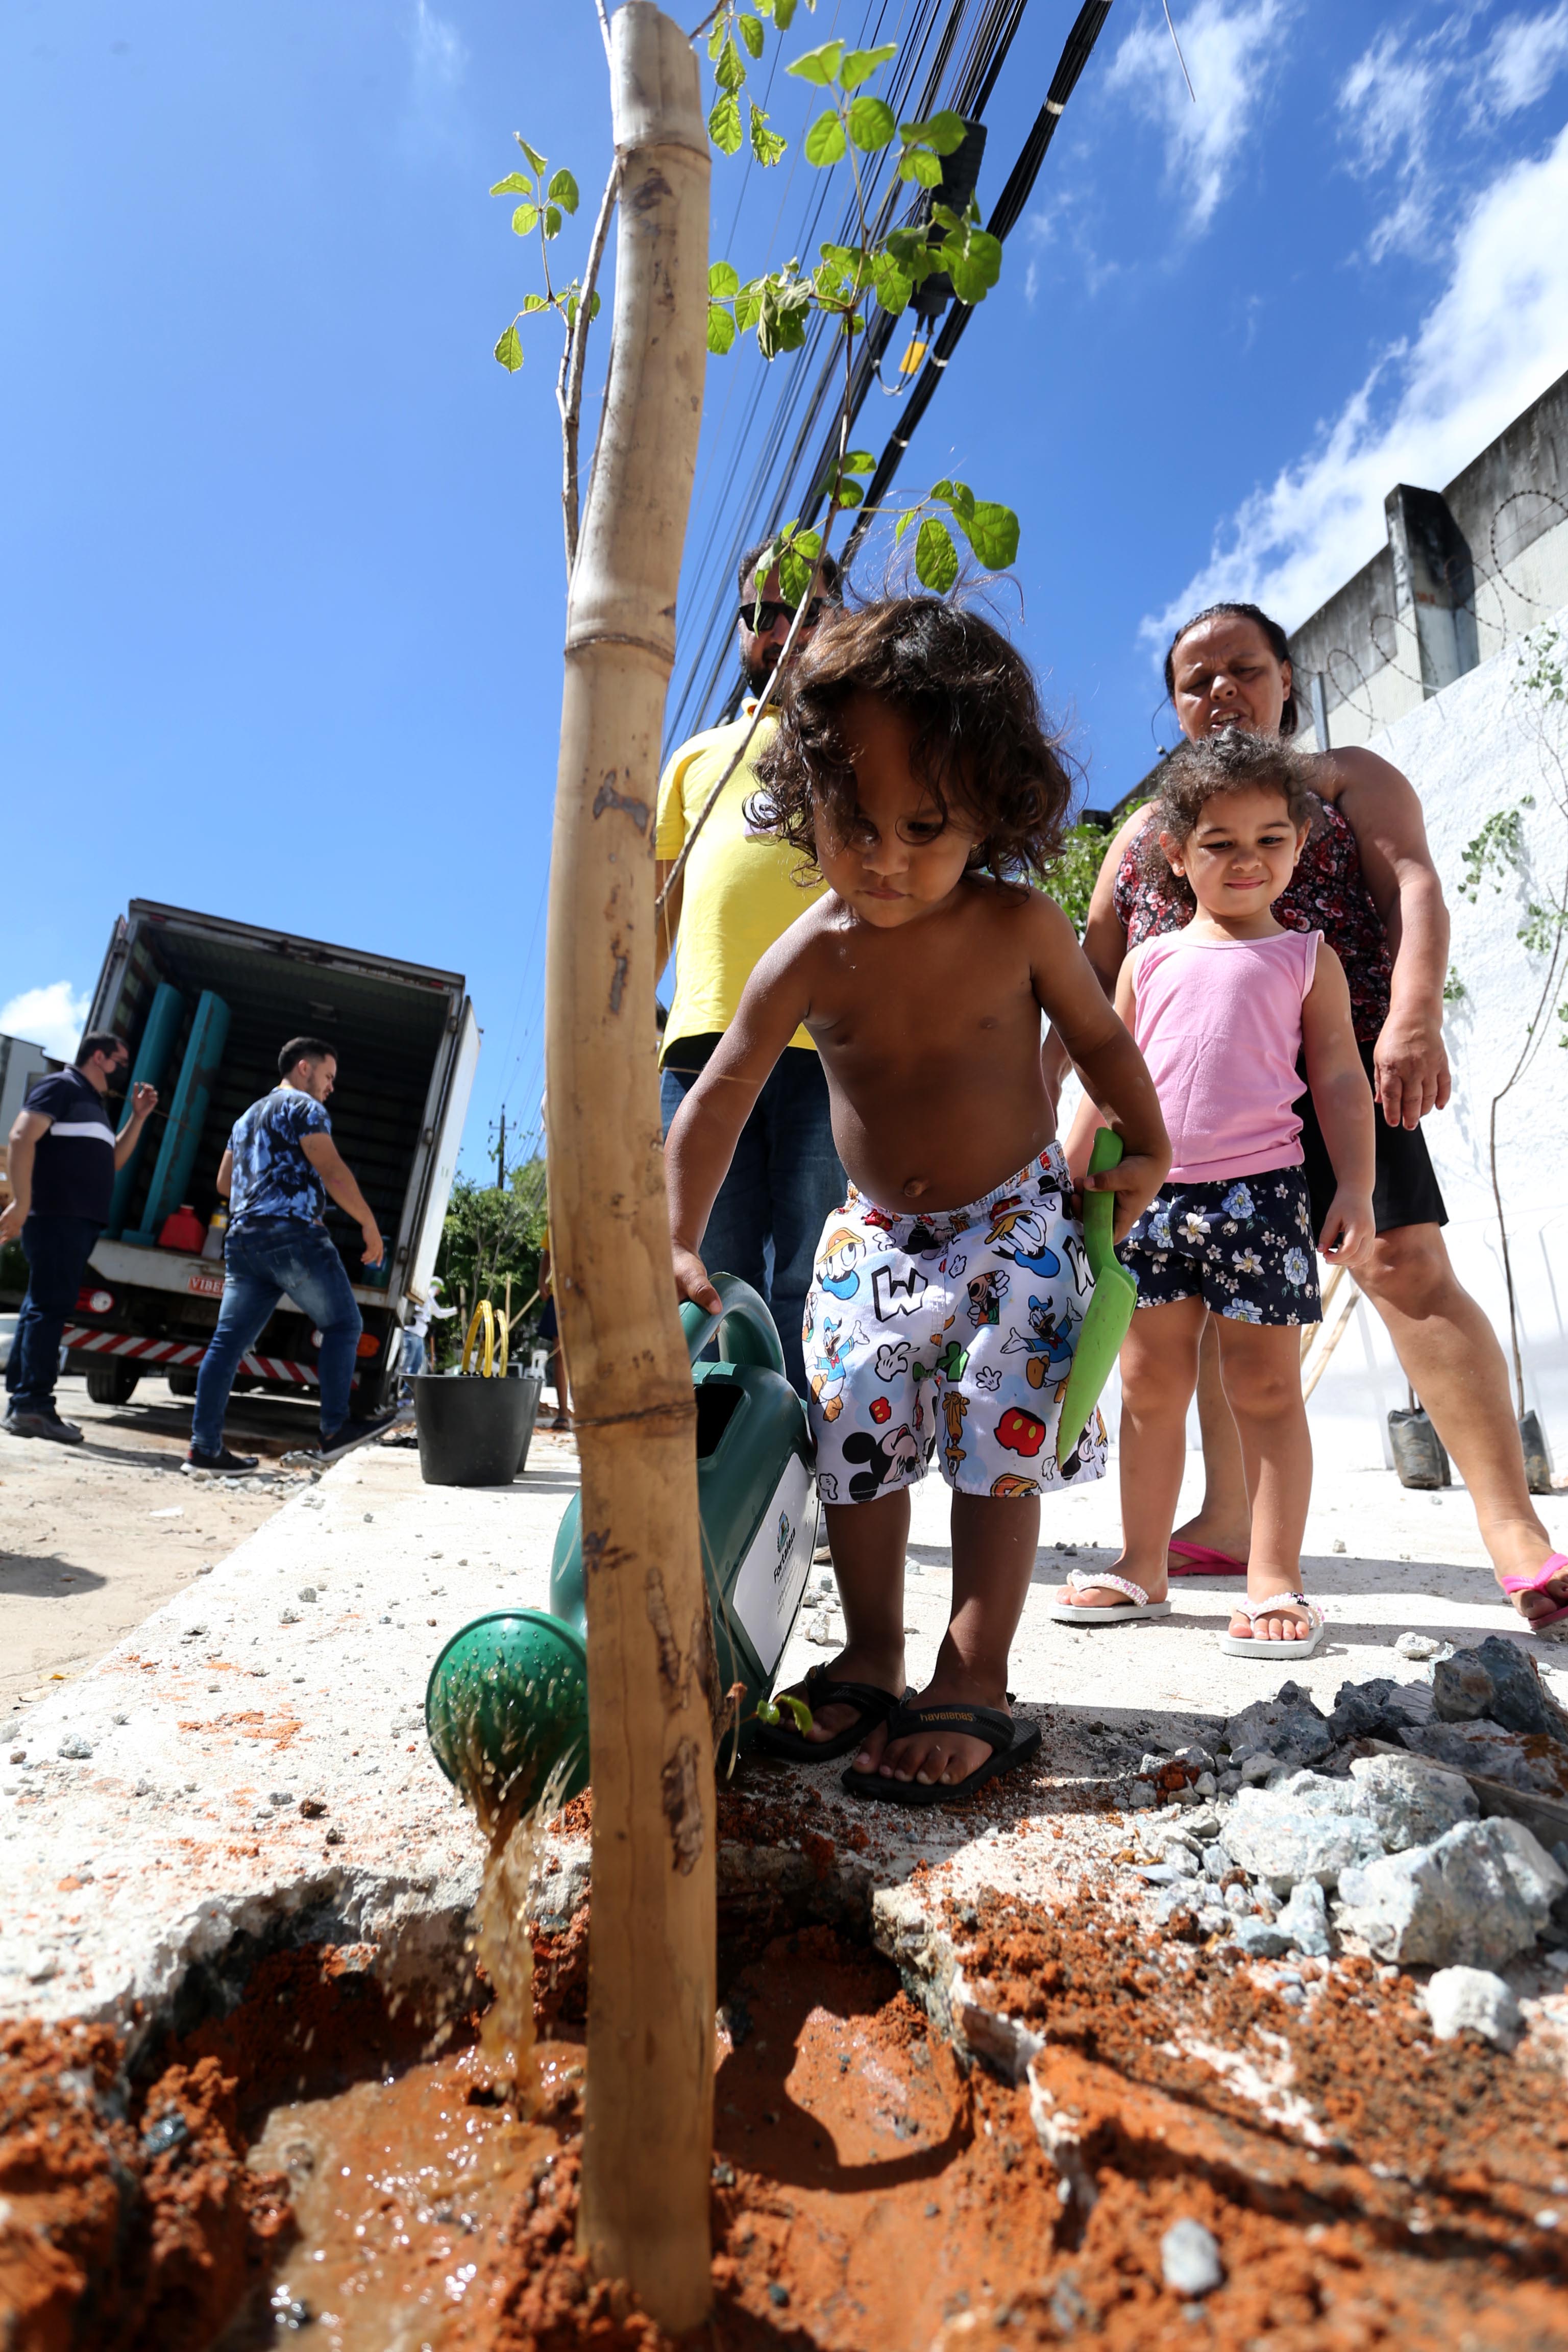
top-left (655, 542), bottom-right (845, 1396)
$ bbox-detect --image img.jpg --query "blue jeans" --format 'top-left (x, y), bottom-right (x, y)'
top-left (6, 1215), bottom-right (101, 1412)
top-left (192, 1218), bottom-right (362, 1452)
top-left (660, 1041), bottom-right (844, 1398)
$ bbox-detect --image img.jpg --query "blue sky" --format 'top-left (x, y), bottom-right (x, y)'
top-left (4, 0), bottom-right (1566, 1178)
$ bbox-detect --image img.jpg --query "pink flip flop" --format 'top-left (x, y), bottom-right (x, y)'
top-left (1501, 1552), bottom-right (1568, 1633)
top-left (1167, 1539), bottom-right (1248, 1579)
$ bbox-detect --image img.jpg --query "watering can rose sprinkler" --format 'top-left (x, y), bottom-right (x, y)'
top-left (425, 1276), bottom-right (820, 1821)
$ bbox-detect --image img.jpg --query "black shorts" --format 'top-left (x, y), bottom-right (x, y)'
top-left (1296, 1043), bottom-right (1447, 1237)
top-left (1121, 1166), bottom-right (1321, 1326)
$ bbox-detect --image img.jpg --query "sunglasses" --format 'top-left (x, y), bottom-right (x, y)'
top-left (739, 596), bottom-right (831, 634)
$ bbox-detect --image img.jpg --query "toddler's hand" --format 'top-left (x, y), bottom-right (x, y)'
top-left (1084, 1151), bottom-right (1169, 1246)
top-left (673, 1245), bottom-right (722, 1316)
top-left (1319, 1190), bottom-right (1375, 1268)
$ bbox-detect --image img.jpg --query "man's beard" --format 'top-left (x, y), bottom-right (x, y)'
top-left (741, 639), bottom-right (780, 695)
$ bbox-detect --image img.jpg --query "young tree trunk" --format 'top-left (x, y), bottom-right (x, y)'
top-left (543, 5), bottom-right (714, 2330)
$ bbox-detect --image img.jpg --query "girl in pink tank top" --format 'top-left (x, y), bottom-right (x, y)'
top-left (1061, 732), bottom-right (1375, 1657)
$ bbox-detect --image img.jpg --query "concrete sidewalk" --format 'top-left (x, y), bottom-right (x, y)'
top-left (3, 1431), bottom-right (1564, 2045)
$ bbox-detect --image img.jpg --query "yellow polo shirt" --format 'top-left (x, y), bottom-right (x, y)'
top-left (656, 712), bottom-right (823, 1057)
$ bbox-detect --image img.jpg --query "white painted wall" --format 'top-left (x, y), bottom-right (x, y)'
top-left (1305, 604), bottom-right (1568, 1480)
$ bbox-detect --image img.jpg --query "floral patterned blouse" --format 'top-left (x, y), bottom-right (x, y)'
top-left (1112, 793), bottom-right (1392, 1045)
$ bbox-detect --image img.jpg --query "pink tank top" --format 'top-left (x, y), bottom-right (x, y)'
top-left (1130, 929), bottom-right (1320, 1184)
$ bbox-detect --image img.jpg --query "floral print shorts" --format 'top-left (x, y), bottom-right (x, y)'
top-left (1120, 1166), bottom-right (1321, 1326)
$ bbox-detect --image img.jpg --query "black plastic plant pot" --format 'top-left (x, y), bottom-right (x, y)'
top-left (414, 1371), bottom-right (542, 1487)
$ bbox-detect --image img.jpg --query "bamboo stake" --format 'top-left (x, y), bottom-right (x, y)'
top-left (1302, 1279), bottom-right (1360, 1402)
top-left (543, 8), bottom-right (714, 2328)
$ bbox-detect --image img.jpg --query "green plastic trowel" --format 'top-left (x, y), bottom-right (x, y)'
top-left (1055, 1127), bottom-right (1138, 1466)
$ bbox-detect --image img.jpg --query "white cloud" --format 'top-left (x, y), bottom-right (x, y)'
top-left (1485, 4), bottom-right (1568, 113)
top-left (1340, 22), bottom-right (1451, 260)
top-left (1, 982), bottom-right (90, 1062)
top-left (411, 0), bottom-right (467, 91)
top-left (1105, 0), bottom-right (1296, 232)
top-left (1143, 119), bottom-right (1568, 643)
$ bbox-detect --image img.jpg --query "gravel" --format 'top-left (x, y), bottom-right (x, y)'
top-left (1160, 2219), bottom-right (1224, 2298)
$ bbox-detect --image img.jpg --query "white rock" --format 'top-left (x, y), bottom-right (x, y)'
top-left (1394, 1632), bottom-right (1451, 1661)
top-left (1276, 1876), bottom-right (1332, 1956)
top-left (1423, 1966), bottom-right (1523, 2048)
top-left (1348, 1753), bottom-right (1477, 1852)
top-left (1336, 1819), bottom-right (1564, 1968)
top-left (1161, 2219), bottom-right (1223, 2297)
top-left (1239, 1753), bottom-right (1277, 1784)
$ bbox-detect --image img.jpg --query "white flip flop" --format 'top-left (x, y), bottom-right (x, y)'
top-left (1219, 1592), bottom-right (1327, 1658)
top-left (1046, 1569), bottom-right (1173, 1625)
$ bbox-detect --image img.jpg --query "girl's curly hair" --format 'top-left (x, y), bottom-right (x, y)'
top-left (1139, 729), bottom-right (1317, 913)
top-left (750, 596), bottom-right (1075, 882)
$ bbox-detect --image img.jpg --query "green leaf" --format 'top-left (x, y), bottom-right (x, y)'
top-left (493, 323), bottom-right (524, 372)
top-left (739, 11), bottom-right (765, 58)
top-left (897, 148), bottom-right (943, 187)
top-left (872, 250), bottom-right (912, 314)
top-left (522, 291), bottom-right (551, 313)
top-left (915, 517), bottom-right (959, 592)
top-left (788, 38), bottom-right (845, 85)
top-left (514, 136), bottom-right (548, 175)
top-left (734, 277), bottom-right (765, 331)
top-left (942, 226), bottom-right (1003, 305)
top-left (511, 203), bottom-right (539, 235)
top-left (756, 275), bottom-right (811, 357)
top-left (847, 94), bottom-right (897, 150)
top-left (564, 285), bottom-right (601, 329)
top-left (708, 91), bottom-right (743, 154)
top-left (707, 20), bottom-right (725, 58)
top-left (707, 302), bottom-right (737, 355)
top-left (961, 500), bottom-right (1018, 569)
top-left (844, 449), bottom-right (875, 472)
top-left (772, 0), bottom-right (797, 23)
top-left (489, 172), bottom-right (531, 195)
top-left (831, 480), bottom-right (864, 506)
top-left (804, 107), bottom-right (846, 165)
top-left (932, 476), bottom-right (975, 528)
top-left (778, 527), bottom-right (823, 606)
top-left (900, 110), bottom-right (967, 155)
top-left (708, 259), bottom-right (741, 297)
top-left (748, 102), bottom-right (787, 166)
top-left (547, 168), bottom-right (579, 214)
top-left (839, 41), bottom-right (897, 88)
top-left (715, 33), bottom-right (746, 92)
top-left (543, 204), bottom-right (563, 239)
top-left (894, 505), bottom-right (917, 543)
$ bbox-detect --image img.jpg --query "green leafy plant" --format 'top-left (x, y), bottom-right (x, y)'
top-left (490, 136), bottom-right (597, 373)
top-left (433, 1168), bottom-right (549, 1363)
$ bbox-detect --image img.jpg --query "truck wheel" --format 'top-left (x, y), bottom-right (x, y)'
top-left (85, 1365), bottom-right (140, 1406)
top-left (165, 1369), bottom-right (199, 1399)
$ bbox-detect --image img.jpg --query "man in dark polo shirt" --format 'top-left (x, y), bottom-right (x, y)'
top-left (2, 1031), bottom-right (159, 1443)
top-left (186, 1036), bottom-right (385, 1473)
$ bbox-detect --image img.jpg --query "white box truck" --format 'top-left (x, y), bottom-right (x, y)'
top-left (62, 900), bottom-right (478, 1418)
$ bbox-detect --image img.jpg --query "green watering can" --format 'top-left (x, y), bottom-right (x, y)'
top-left (425, 1275), bottom-right (818, 1822)
top-left (1055, 1128), bottom-right (1138, 1465)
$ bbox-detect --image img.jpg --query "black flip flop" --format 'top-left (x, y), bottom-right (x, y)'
top-left (840, 1700), bottom-right (1042, 1807)
top-left (753, 1662), bottom-right (904, 1763)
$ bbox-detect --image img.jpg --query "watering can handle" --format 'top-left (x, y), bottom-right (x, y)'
top-left (678, 1271), bottom-right (787, 1376)
top-left (1083, 1127), bottom-right (1123, 1267)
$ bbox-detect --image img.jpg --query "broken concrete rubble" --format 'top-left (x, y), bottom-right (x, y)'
top-left (1422, 1964), bottom-right (1524, 2047)
top-left (1346, 1751), bottom-right (1478, 1850)
top-left (1431, 1634), bottom-right (1568, 1741)
top-left (1334, 1817), bottom-right (1565, 1968)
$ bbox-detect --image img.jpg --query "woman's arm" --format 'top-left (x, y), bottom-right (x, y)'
top-left (666, 932), bottom-right (815, 1310)
top-left (1300, 944), bottom-right (1376, 1266)
top-left (1032, 898), bottom-right (1169, 1240)
top-left (1317, 745), bottom-right (1451, 1130)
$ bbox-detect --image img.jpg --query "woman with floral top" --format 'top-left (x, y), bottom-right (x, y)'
top-left (1059, 600), bottom-right (1565, 1632)
top-left (1058, 731), bottom-right (1374, 1653)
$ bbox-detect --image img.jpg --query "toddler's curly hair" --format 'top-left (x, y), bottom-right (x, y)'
top-left (750, 596), bottom-right (1074, 882)
top-left (1141, 729), bottom-right (1317, 911)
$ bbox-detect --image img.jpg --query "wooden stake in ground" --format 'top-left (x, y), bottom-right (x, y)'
top-left (542, 6), bottom-right (715, 2330)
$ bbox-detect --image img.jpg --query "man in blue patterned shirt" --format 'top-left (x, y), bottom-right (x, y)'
top-left (186, 1037), bottom-right (384, 1473)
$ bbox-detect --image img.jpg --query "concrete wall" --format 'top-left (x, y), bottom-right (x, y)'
top-left (1304, 604), bottom-right (1568, 1481)
top-left (0, 1032), bottom-right (52, 1146)
top-left (1291, 372), bottom-right (1568, 755)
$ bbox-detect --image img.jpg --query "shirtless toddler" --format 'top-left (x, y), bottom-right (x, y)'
top-left (665, 597), bottom-right (1169, 1800)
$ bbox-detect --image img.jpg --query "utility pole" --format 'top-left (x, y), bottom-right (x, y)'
top-left (495, 1107), bottom-right (507, 1191)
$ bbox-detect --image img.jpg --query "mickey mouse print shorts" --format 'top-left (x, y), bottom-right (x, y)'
top-left (802, 1142), bottom-right (1109, 1506)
